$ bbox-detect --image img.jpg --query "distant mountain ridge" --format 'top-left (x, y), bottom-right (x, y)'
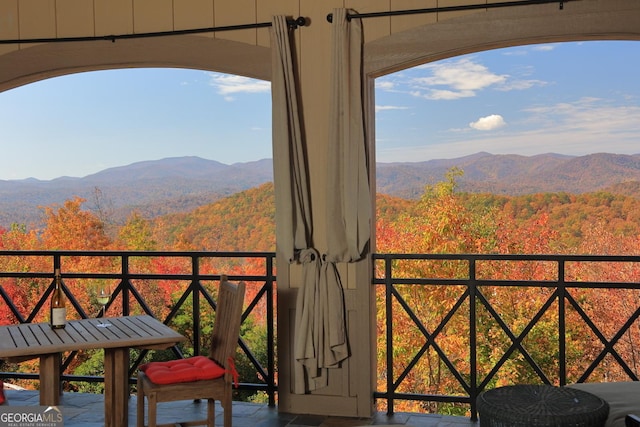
top-left (376, 152), bottom-right (640, 198)
top-left (1, 152), bottom-right (640, 229)
top-left (0, 157), bottom-right (273, 229)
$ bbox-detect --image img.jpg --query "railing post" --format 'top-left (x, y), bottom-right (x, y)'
top-left (53, 253), bottom-right (63, 398)
top-left (558, 259), bottom-right (566, 385)
top-left (122, 255), bottom-right (130, 315)
top-left (385, 255), bottom-right (394, 415)
top-left (469, 257), bottom-right (478, 421)
top-left (53, 254), bottom-right (61, 272)
top-left (266, 254), bottom-right (276, 407)
top-left (192, 256), bottom-right (201, 357)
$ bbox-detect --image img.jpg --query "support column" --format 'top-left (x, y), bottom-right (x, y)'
top-left (276, 4), bottom-right (376, 418)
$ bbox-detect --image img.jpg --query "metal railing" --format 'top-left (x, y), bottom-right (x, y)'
top-left (373, 253), bottom-right (640, 420)
top-left (0, 250), bottom-right (277, 406)
top-left (3, 251), bottom-right (640, 419)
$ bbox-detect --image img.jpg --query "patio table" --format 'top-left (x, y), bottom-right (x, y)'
top-left (0, 315), bottom-right (186, 427)
top-left (477, 384), bottom-right (609, 427)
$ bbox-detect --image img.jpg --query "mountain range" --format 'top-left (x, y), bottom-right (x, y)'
top-left (0, 157), bottom-right (273, 229)
top-left (1, 152), bottom-right (640, 229)
top-left (376, 152), bottom-right (640, 198)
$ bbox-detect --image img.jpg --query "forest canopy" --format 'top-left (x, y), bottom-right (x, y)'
top-left (1, 170), bottom-right (639, 412)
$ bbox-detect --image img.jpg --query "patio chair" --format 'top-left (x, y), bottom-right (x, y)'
top-left (136, 275), bottom-right (246, 427)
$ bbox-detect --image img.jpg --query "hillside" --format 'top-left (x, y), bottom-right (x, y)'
top-left (2, 152), bottom-right (640, 229)
top-left (150, 182), bottom-right (276, 252)
top-left (143, 182), bottom-right (640, 254)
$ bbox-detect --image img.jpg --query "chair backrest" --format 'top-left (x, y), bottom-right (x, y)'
top-left (210, 275), bottom-right (246, 366)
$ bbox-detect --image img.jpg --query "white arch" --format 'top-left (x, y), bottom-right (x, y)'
top-left (0, 35), bottom-right (270, 93)
top-left (364, 0), bottom-right (640, 76)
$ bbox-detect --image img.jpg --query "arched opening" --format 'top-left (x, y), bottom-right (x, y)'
top-left (0, 67), bottom-right (273, 233)
top-left (374, 40), bottom-right (640, 195)
top-left (371, 40), bottom-right (640, 415)
top-left (0, 66), bottom-right (276, 404)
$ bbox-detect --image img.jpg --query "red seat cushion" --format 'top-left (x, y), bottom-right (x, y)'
top-left (139, 356), bottom-right (226, 385)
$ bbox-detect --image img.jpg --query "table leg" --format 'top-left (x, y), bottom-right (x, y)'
top-left (104, 348), bottom-right (130, 427)
top-left (39, 353), bottom-right (61, 406)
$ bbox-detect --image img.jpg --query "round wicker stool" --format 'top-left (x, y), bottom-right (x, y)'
top-left (477, 384), bottom-right (609, 427)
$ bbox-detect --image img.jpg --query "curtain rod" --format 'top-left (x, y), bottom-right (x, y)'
top-left (0, 16), bottom-right (307, 45)
top-left (327, 0), bottom-right (576, 22)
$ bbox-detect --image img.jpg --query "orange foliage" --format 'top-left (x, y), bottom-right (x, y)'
top-left (2, 176), bottom-right (640, 409)
top-left (375, 170), bottom-right (640, 413)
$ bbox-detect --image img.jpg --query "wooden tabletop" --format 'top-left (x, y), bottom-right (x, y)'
top-left (0, 315), bottom-right (186, 359)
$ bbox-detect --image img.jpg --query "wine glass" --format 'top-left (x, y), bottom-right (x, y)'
top-left (96, 287), bottom-right (111, 327)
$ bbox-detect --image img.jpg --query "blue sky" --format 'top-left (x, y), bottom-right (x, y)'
top-left (0, 40), bottom-right (638, 180)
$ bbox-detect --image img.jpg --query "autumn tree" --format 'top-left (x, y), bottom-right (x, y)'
top-left (3, 176), bottom-right (640, 404)
top-left (565, 221), bottom-right (640, 382)
top-left (40, 197), bottom-right (111, 250)
top-left (375, 168), bottom-right (506, 414)
top-left (116, 211), bottom-right (157, 251)
top-left (0, 225), bottom-right (48, 325)
top-left (38, 197), bottom-right (115, 321)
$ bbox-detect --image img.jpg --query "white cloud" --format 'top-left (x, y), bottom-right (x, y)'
top-left (469, 114), bottom-right (507, 131)
top-left (412, 58), bottom-right (507, 100)
top-left (376, 81), bottom-right (395, 90)
top-left (411, 89), bottom-right (476, 100)
top-left (377, 57), bottom-right (548, 102)
top-left (502, 49), bottom-right (529, 56)
top-left (498, 79), bottom-right (548, 91)
top-left (532, 44), bottom-right (555, 52)
top-left (522, 97), bottom-right (640, 137)
top-left (376, 99), bottom-right (640, 163)
top-left (376, 105), bottom-right (409, 112)
top-left (208, 73), bottom-right (270, 101)
top-left (503, 44), bottom-right (556, 56)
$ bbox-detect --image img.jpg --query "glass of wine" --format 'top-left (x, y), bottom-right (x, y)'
top-left (96, 287), bottom-right (111, 327)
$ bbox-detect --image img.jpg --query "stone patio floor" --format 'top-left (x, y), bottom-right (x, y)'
top-left (4, 389), bottom-right (478, 426)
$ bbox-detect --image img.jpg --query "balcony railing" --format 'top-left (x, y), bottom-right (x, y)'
top-left (1, 251), bottom-right (639, 421)
top-left (373, 253), bottom-right (640, 420)
top-left (0, 250), bottom-right (277, 406)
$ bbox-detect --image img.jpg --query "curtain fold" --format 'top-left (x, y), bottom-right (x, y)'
top-left (326, 8), bottom-right (371, 264)
top-left (293, 248), bottom-right (324, 392)
top-left (272, 10), bottom-right (370, 394)
top-left (294, 7), bottom-right (371, 394)
top-left (271, 15), bottom-right (326, 395)
top-left (271, 15), bottom-right (311, 263)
